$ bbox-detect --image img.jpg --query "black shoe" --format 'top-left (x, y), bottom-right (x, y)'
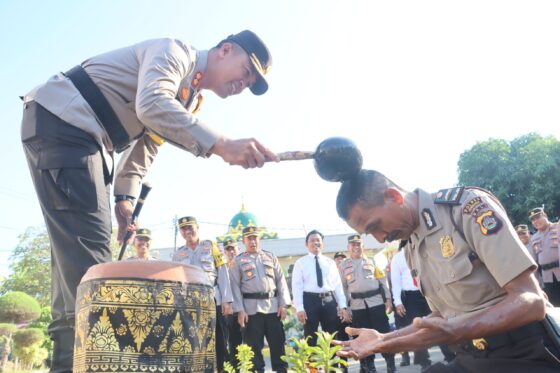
top-left (387, 366), bottom-right (398, 373)
top-left (399, 352), bottom-right (410, 367)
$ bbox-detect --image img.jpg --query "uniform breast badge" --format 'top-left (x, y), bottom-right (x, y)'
top-left (439, 235), bottom-right (455, 258)
top-left (476, 210), bottom-right (502, 235)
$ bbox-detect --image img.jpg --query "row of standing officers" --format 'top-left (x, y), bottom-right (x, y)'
top-left (169, 216), bottom-right (394, 373)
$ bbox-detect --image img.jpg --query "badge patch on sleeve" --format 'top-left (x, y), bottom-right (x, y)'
top-left (463, 197), bottom-right (482, 215)
top-left (476, 210), bottom-right (502, 235)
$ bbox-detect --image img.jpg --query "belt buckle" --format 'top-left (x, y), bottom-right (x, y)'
top-left (472, 338), bottom-right (488, 351)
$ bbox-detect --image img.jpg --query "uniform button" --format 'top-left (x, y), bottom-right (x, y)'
top-left (422, 253), bottom-right (428, 258)
top-left (436, 286), bottom-right (440, 291)
top-left (451, 272), bottom-right (455, 278)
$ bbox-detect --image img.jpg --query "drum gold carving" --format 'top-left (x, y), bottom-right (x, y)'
top-left (73, 261), bottom-right (215, 372)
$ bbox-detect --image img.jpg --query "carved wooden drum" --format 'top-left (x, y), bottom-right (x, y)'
top-left (73, 261), bottom-right (215, 373)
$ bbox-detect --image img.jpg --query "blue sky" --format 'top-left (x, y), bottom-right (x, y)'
top-left (1, 1), bottom-right (559, 277)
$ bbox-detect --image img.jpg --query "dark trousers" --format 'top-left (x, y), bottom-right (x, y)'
top-left (352, 303), bottom-right (395, 371)
top-left (544, 274), bottom-right (560, 307)
top-left (303, 292), bottom-right (340, 346)
top-left (425, 335), bottom-right (560, 373)
top-left (21, 102), bottom-right (113, 373)
top-left (242, 312), bottom-right (287, 373)
top-left (398, 290), bottom-right (433, 365)
top-left (227, 313), bottom-right (243, 368)
top-left (215, 306), bottom-right (229, 371)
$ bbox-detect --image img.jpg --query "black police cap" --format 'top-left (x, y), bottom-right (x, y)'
top-left (224, 30), bottom-right (272, 96)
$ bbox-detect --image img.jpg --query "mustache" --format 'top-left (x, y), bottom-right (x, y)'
top-left (386, 231), bottom-right (400, 242)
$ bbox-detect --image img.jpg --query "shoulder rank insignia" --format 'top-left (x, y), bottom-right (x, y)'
top-left (374, 266), bottom-right (385, 279)
top-left (439, 235), bottom-right (455, 258)
top-left (434, 187), bottom-right (465, 205)
top-left (476, 210), bottom-right (502, 235)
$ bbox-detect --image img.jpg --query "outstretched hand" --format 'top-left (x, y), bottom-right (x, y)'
top-left (332, 327), bottom-right (385, 360)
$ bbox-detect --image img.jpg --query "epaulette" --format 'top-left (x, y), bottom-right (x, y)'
top-left (434, 187), bottom-right (465, 205)
top-left (262, 250), bottom-right (275, 259)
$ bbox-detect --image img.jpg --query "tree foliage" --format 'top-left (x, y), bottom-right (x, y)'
top-left (0, 324), bottom-right (17, 337)
top-left (0, 227), bottom-right (51, 307)
top-left (0, 292), bottom-right (41, 324)
top-left (457, 133), bottom-right (560, 226)
top-left (13, 328), bottom-right (44, 349)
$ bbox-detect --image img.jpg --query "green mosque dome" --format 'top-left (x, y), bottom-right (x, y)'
top-left (216, 203), bottom-right (278, 243)
top-left (228, 204), bottom-right (258, 233)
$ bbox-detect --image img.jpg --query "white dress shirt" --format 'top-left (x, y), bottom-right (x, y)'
top-left (291, 253), bottom-right (347, 313)
top-left (390, 250), bottom-right (418, 306)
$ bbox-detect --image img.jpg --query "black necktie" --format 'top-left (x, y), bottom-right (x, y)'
top-left (315, 255), bottom-right (323, 288)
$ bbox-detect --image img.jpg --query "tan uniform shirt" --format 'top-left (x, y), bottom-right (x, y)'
top-left (230, 250), bottom-right (291, 316)
top-left (339, 257), bottom-right (390, 310)
top-left (172, 241), bottom-right (232, 305)
top-left (405, 187), bottom-right (535, 321)
top-left (24, 38), bottom-right (219, 197)
top-left (530, 223), bottom-right (560, 283)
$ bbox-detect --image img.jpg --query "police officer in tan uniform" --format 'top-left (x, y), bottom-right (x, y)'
top-left (223, 238), bottom-right (243, 369)
top-left (126, 228), bottom-right (157, 260)
top-left (516, 224), bottom-right (543, 288)
top-left (172, 216), bottom-right (232, 371)
top-left (230, 226), bottom-right (291, 373)
top-left (529, 207), bottom-right (560, 306)
top-left (334, 169), bottom-right (559, 373)
top-left (20, 30), bottom-right (276, 372)
top-left (340, 234), bottom-right (396, 373)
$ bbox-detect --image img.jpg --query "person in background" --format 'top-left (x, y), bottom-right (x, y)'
top-left (127, 228), bottom-right (157, 260)
top-left (291, 230), bottom-right (350, 346)
top-left (172, 216), bottom-right (232, 371)
top-left (516, 224), bottom-right (543, 288)
top-left (340, 233), bottom-right (396, 373)
top-left (224, 238), bottom-right (243, 368)
top-left (529, 207), bottom-right (560, 306)
top-left (230, 226), bottom-right (291, 373)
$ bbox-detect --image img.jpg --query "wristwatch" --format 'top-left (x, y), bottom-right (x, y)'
top-left (114, 195), bottom-right (135, 203)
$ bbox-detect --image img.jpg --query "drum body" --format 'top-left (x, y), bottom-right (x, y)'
top-left (73, 261), bottom-right (215, 373)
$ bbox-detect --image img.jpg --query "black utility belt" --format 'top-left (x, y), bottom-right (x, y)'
top-left (542, 260), bottom-right (560, 271)
top-left (304, 291), bottom-right (333, 299)
top-left (243, 290), bottom-right (277, 299)
top-left (455, 321), bottom-right (545, 354)
top-left (351, 288), bottom-right (381, 299)
top-left (64, 65), bottom-right (130, 153)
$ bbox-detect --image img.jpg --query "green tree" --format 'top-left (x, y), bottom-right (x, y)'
top-left (0, 227), bottom-right (51, 306)
top-left (12, 329), bottom-right (47, 370)
top-left (0, 292), bottom-right (41, 324)
top-left (458, 133), bottom-right (560, 226)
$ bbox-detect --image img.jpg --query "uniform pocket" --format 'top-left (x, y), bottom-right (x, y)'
top-left (242, 264), bottom-right (256, 280)
top-left (263, 260), bottom-right (275, 278)
top-left (38, 152), bottom-right (99, 212)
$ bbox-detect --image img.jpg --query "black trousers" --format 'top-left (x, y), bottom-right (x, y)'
top-left (21, 102), bottom-right (113, 373)
top-left (544, 274), bottom-right (560, 307)
top-left (352, 303), bottom-right (395, 370)
top-left (227, 313), bottom-right (243, 368)
top-left (242, 312), bottom-right (287, 372)
top-left (215, 306), bottom-right (229, 371)
top-left (303, 292), bottom-right (341, 346)
top-left (398, 290), bottom-right (432, 365)
top-left (425, 335), bottom-right (560, 373)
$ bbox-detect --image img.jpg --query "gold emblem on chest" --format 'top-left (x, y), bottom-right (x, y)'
top-left (439, 235), bottom-right (455, 258)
